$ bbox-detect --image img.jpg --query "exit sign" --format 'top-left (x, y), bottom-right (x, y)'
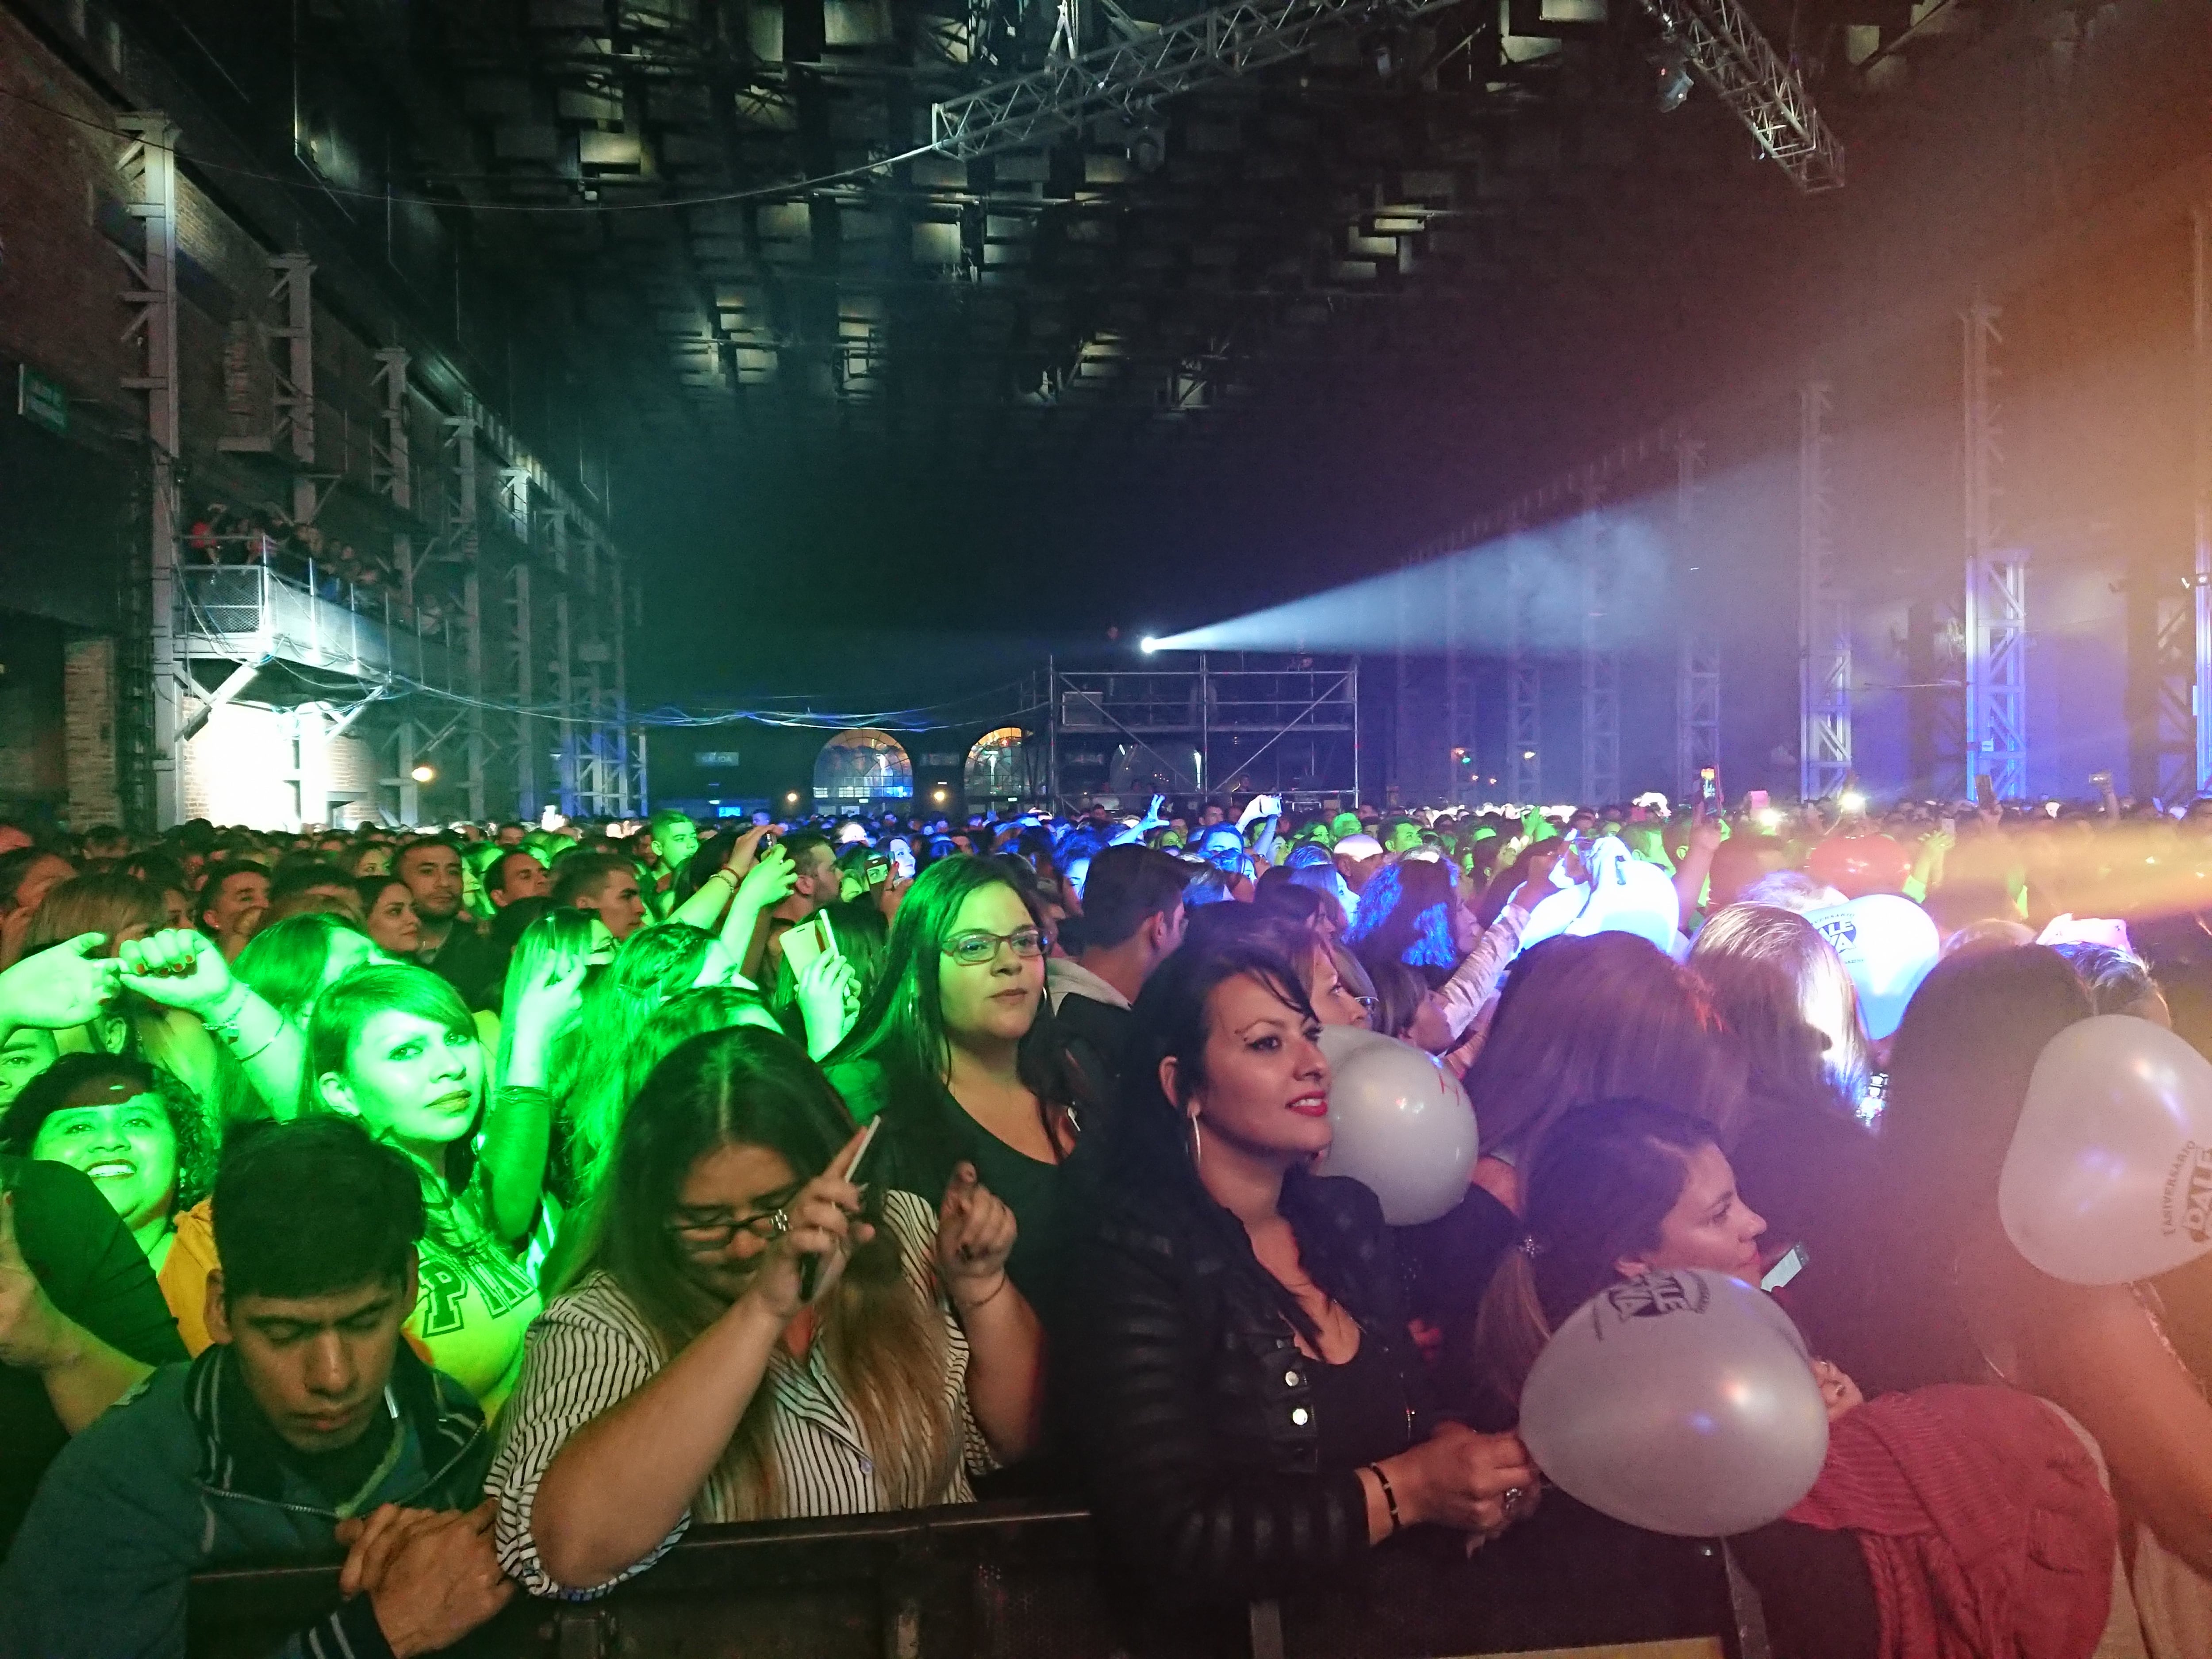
top-left (15, 365), bottom-right (67, 437)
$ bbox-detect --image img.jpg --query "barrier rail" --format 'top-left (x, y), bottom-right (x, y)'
top-left (188, 1498), bottom-right (1740, 1659)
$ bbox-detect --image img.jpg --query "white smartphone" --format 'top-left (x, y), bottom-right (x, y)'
top-left (1760, 1242), bottom-right (1809, 1292)
top-left (782, 914), bottom-right (838, 976)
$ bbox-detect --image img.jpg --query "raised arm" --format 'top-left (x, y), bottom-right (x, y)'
top-left (476, 956), bottom-right (585, 1246)
top-left (935, 1165), bottom-right (1044, 1461)
top-left (116, 931), bottom-right (305, 1119)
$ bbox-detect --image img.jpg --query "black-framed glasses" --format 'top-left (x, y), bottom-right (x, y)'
top-left (943, 927), bottom-right (1045, 967)
top-left (666, 1187), bottom-right (803, 1256)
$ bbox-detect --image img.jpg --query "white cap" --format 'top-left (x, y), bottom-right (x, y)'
top-left (1334, 833), bottom-right (1384, 859)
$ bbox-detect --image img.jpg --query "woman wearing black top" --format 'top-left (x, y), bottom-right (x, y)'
top-left (825, 855), bottom-right (1095, 1324)
top-left (1058, 926), bottom-right (1537, 1635)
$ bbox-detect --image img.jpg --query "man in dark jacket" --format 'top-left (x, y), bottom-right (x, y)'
top-left (0, 1118), bottom-right (511, 1659)
top-left (1045, 844), bottom-right (1188, 1097)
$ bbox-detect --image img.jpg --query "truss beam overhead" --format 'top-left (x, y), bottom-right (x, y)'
top-left (1798, 379), bottom-right (1851, 802)
top-left (929, 0), bottom-right (1458, 161)
top-left (1636, 0), bottom-right (1844, 192)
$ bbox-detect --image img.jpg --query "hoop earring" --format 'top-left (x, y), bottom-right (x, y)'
top-left (1187, 1114), bottom-right (1204, 1169)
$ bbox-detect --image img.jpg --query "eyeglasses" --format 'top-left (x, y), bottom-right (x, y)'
top-left (666, 1188), bottom-right (802, 1255)
top-left (942, 927), bottom-right (1045, 967)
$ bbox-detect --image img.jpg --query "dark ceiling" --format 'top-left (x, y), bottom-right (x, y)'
top-left (111, 0), bottom-right (2166, 703)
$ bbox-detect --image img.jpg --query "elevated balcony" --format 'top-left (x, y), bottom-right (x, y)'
top-left (180, 564), bottom-right (458, 690)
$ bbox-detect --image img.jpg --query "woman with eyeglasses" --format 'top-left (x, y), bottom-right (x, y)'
top-left (824, 855), bottom-right (1096, 1324)
top-left (488, 1026), bottom-right (1043, 1596)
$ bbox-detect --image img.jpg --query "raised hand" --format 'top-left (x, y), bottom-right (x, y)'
top-left (1386, 1425), bottom-right (1539, 1539)
top-left (0, 934), bottom-right (120, 1031)
top-left (509, 955), bottom-right (587, 1050)
top-left (734, 844), bottom-right (797, 912)
top-left (744, 1127), bottom-right (875, 1321)
top-left (115, 929), bottom-right (234, 1015)
top-left (936, 1161), bottom-right (1018, 1313)
top-left (793, 952), bottom-right (858, 1061)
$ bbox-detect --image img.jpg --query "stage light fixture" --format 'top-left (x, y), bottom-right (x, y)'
top-left (1839, 790), bottom-right (1867, 813)
top-left (410, 764), bottom-right (436, 784)
top-left (1141, 636), bottom-right (1161, 653)
top-left (1655, 44), bottom-right (1694, 112)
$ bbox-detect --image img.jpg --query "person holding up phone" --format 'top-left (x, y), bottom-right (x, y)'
top-left (489, 1026), bottom-right (1044, 1598)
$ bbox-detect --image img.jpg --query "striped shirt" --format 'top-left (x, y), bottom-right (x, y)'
top-left (487, 1188), bottom-right (993, 1598)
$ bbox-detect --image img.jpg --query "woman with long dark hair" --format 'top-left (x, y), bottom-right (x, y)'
top-left (1060, 925), bottom-right (1536, 1624)
top-left (488, 1027), bottom-right (1043, 1596)
top-left (825, 855), bottom-right (1093, 1316)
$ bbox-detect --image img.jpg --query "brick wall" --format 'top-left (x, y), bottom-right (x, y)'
top-left (61, 634), bottom-right (119, 826)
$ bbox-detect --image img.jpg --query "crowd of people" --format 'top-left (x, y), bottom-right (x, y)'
top-left (2, 781), bottom-right (2211, 1657)
top-left (184, 500), bottom-right (461, 632)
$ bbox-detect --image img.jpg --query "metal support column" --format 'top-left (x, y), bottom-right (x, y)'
top-left (612, 558), bottom-right (636, 817)
top-left (1962, 297), bottom-right (2024, 799)
top-left (269, 253), bottom-right (318, 524)
top-left (1444, 556), bottom-right (1463, 805)
top-left (547, 509), bottom-right (579, 818)
top-left (295, 702), bottom-right (328, 830)
top-left (511, 564), bottom-right (536, 818)
top-left (119, 115), bottom-right (183, 828)
top-left (1048, 655), bottom-right (1061, 807)
top-left (1578, 470), bottom-right (1619, 806)
top-left (1505, 521), bottom-right (1540, 804)
top-left (1198, 652), bottom-right (1211, 795)
top-left (2194, 207), bottom-right (2212, 794)
top-left (446, 406), bottom-right (486, 818)
top-left (371, 348), bottom-right (414, 608)
top-left (1674, 435), bottom-right (1720, 796)
top-left (1799, 380), bottom-right (1852, 801)
top-left (396, 721), bottom-right (419, 826)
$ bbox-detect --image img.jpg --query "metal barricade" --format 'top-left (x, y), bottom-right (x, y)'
top-left (187, 1498), bottom-right (1738, 1659)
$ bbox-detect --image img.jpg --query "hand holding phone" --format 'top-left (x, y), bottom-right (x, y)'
top-left (797, 1118), bottom-right (883, 1304)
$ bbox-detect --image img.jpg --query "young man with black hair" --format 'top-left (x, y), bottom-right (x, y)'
top-left (196, 858), bottom-right (270, 962)
top-left (549, 849), bottom-right (646, 942)
top-left (643, 808), bottom-right (700, 920)
top-left (486, 847), bottom-right (551, 910)
top-left (1045, 844), bottom-right (1188, 1094)
top-left (0, 1117), bottom-right (510, 1659)
top-left (396, 837), bottom-right (498, 1006)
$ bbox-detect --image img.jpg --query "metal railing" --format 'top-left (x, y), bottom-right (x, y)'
top-left (187, 1497), bottom-right (1740, 1659)
top-left (179, 565), bottom-right (456, 688)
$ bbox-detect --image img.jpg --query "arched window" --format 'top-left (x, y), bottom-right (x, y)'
top-left (813, 729), bottom-right (914, 803)
top-left (964, 726), bottom-right (1033, 800)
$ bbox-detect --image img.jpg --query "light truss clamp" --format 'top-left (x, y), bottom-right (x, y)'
top-left (930, 0), bottom-right (1455, 161)
top-left (1638, 0), bottom-right (1843, 192)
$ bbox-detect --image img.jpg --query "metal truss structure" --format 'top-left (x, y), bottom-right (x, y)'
top-left (1961, 300), bottom-right (2027, 800)
top-left (1046, 656), bottom-right (1360, 806)
top-left (1578, 470), bottom-right (1620, 806)
top-left (1798, 379), bottom-right (1852, 801)
top-left (2196, 206), bottom-right (2212, 795)
top-left (1672, 436), bottom-right (1720, 797)
top-left (1634, 0), bottom-right (1845, 192)
top-left (1505, 516), bottom-right (1542, 806)
top-left (929, 0), bottom-right (1459, 160)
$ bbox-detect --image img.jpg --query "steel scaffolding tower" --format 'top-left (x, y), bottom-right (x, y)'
top-left (1578, 470), bottom-right (1619, 806)
top-left (1673, 436), bottom-right (1719, 797)
top-left (1798, 379), bottom-right (1852, 801)
top-left (1505, 518), bottom-right (1541, 805)
top-left (118, 113), bottom-right (183, 831)
top-left (2196, 206), bottom-right (2212, 795)
top-left (1962, 299), bottom-right (2027, 800)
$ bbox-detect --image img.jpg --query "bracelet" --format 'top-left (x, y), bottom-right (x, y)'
top-left (204, 986), bottom-right (254, 1041)
top-left (953, 1273), bottom-right (1010, 1316)
top-left (1366, 1463), bottom-right (1402, 1536)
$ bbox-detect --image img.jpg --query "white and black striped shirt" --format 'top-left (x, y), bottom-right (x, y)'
top-left (487, 1188), bottom-right (993, 1599)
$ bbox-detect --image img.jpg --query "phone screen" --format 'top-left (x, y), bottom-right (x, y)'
top-left (783, 915), bottom-right (832, 977)
top-left (1760, 1243), bottom-right (1809, 1292)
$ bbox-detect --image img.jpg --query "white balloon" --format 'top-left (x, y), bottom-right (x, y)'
top-left (1805, 893), bottom-right (1939, 1041)
top-left (1570, 849), bottom-right (1680, 952)
top-left (1312, 1025), bottom-right (1479, 1225)
top-left (2000, 1014), bottom-right (2212, 1285)
top-left (1520, 1268), bottom-right (1830, 1538)
top-left (1518, 880), bottom-right (1591, 952)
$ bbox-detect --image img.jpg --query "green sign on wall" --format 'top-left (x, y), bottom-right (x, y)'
top-left (15, 365), bottom-right (68, 437)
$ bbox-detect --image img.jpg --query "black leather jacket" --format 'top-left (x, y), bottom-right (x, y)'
top-left (1058, 1167), bottom-right (1444, 1604)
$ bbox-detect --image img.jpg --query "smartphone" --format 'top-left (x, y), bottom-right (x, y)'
top-left (1745, 789), bottom-right (1770, 814)
top-left (1699, 766), bottom-right (1723, 810)
top-left (798, 1117), bottom-right (884, 1302)
top-left (782, 914), bottom-right (837, 977)
top-left (1975, 772), bottom-right (1997, 811)
top-left (866, 855), bottom-right (890, 887)
top-left (1760, 1242), bottom-right (1809, 1293)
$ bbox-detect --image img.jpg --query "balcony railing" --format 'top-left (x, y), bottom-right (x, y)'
top-left (180, 565), bottom-right (457, 687)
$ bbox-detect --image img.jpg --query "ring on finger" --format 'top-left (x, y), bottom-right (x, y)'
top-left (1502, 1486), bottom-right (1525, 1513)
top-left (771, 1209), bottom-right (791, 1236)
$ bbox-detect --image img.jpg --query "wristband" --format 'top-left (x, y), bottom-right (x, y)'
top-left (1366, 1463), bottom-right (1401, 1535)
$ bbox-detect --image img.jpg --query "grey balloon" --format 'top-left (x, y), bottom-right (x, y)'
top-left (1518, 1268), bottom-right (1831, 1537)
